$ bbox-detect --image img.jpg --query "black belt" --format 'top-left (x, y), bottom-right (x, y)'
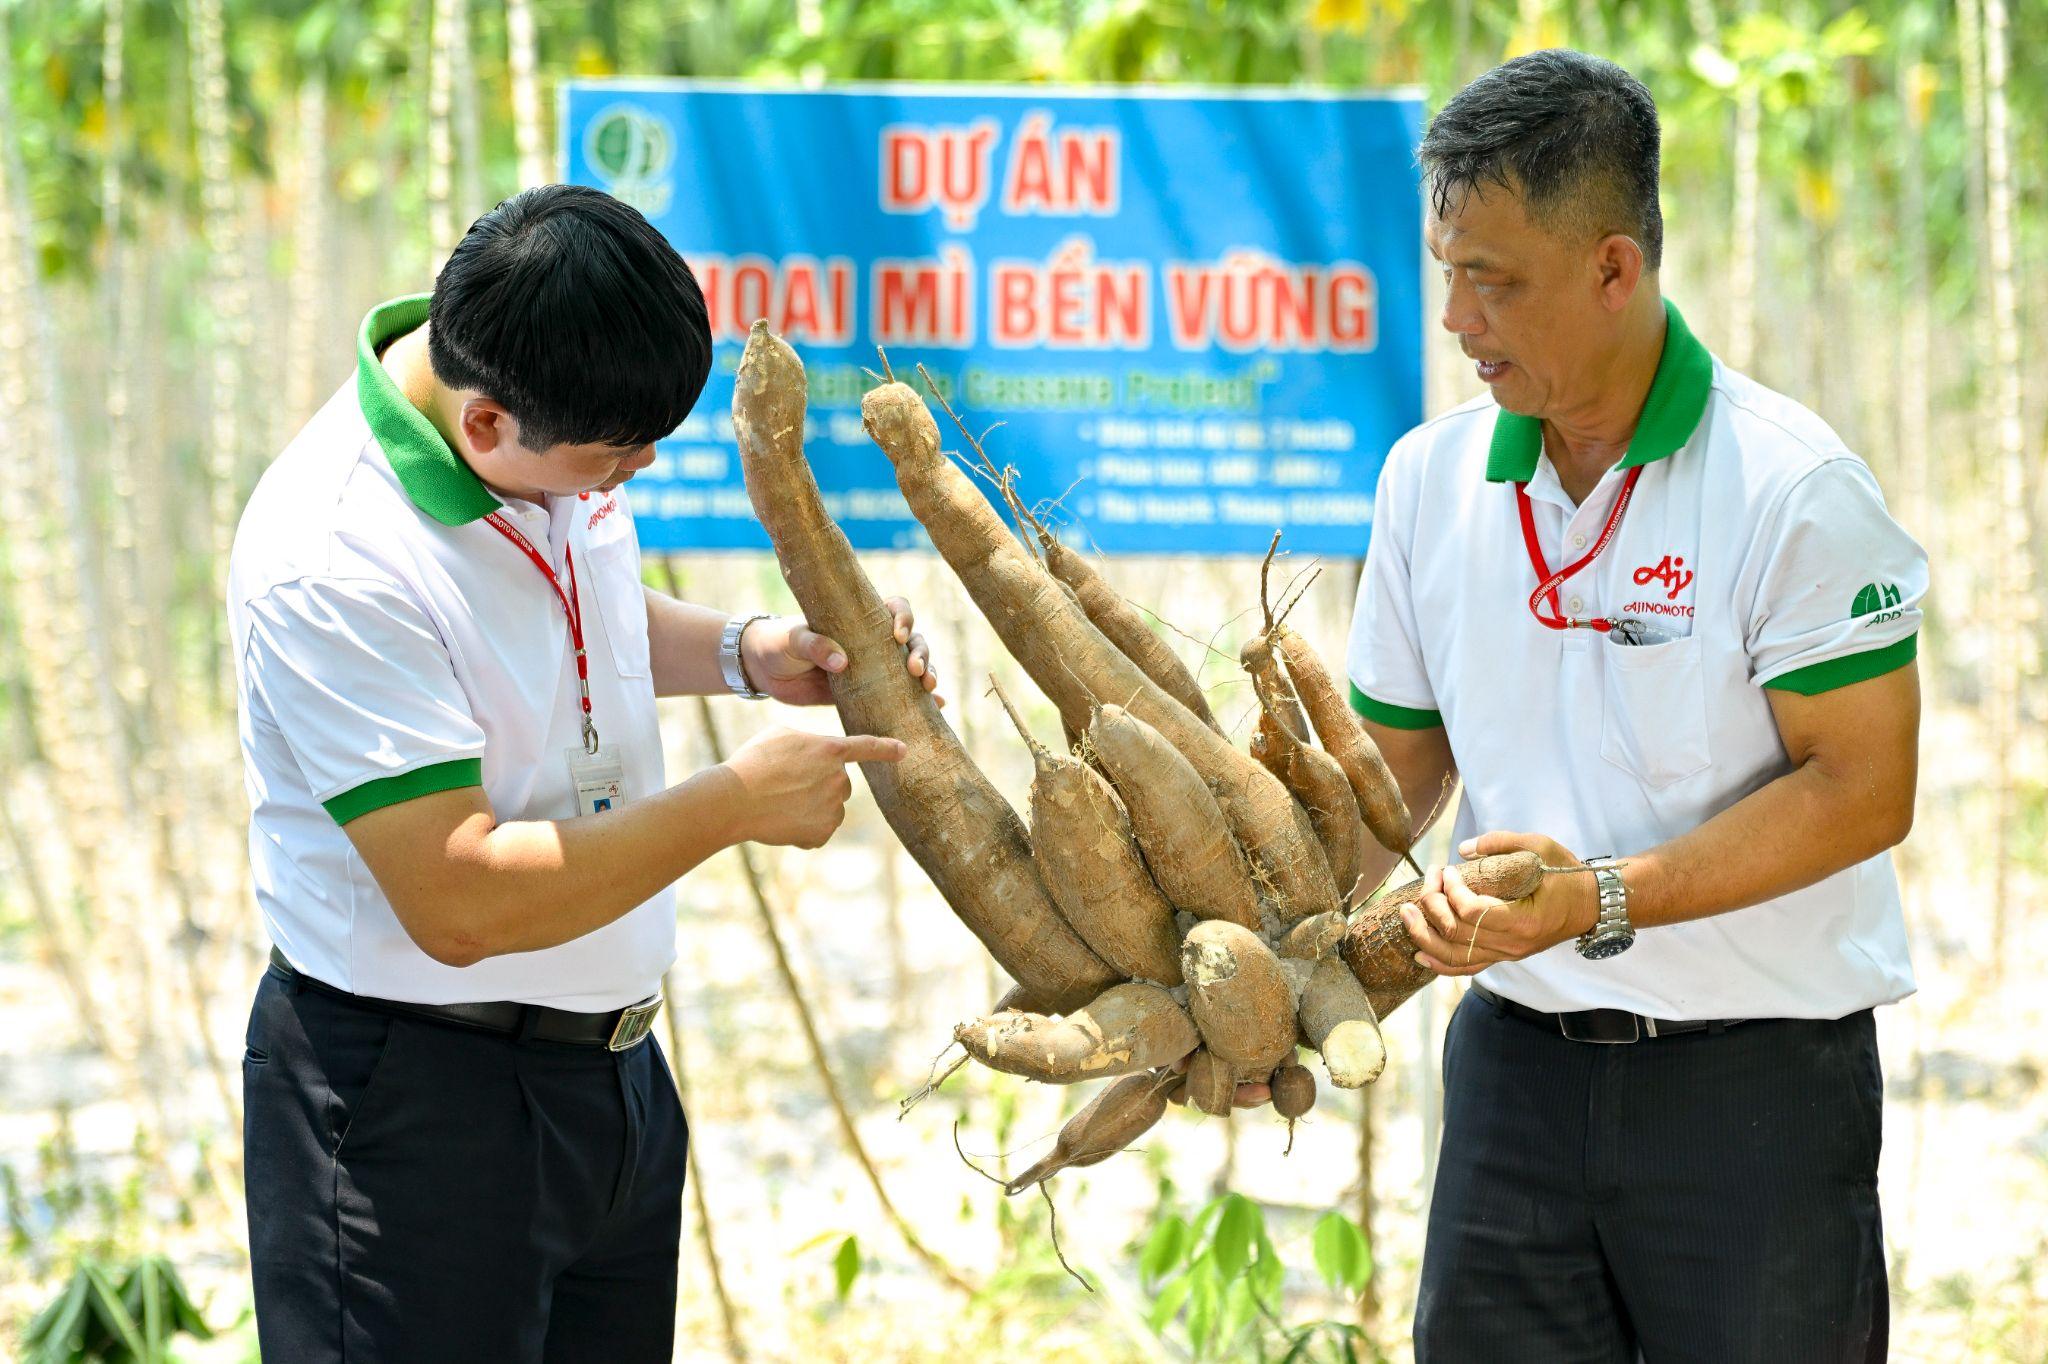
top-left (1472, 982), bottom-right (1746, 1044)
top-left (269, 947), bottom-right (662, 1051)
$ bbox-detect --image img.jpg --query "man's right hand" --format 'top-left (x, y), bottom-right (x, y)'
top-left (721, 726), bottom-right (906, 849)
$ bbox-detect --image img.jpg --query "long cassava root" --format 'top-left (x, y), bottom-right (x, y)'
top-left (861, 379), bottom-right (1339, 922)
top-left (733, 325), bottom-right (1117, 1014)
top-left (954, 983), bottom-right (1198, 1084)
top-left (1271, 624), bottom-right (1415, 861)
top-left (993, 680), bottom-right (1185, 985)
top-left (738, 328), bottom-right (1432, 1193)
top-left (1006, 1071), bottom-right (1172, 1195)
top-left (1088, 704), bottom-right (1261, 931)
top-left (1339, 851), bottom-right (1547, 1017)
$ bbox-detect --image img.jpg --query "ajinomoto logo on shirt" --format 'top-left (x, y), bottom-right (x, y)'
top-left (1853, 582), bottom-right (1903, 625)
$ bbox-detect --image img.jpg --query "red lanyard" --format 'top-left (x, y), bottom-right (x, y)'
top-left (485, 511), bottom-right (599, 753)
top-left (1514, 464), bottom-right (1644, 633)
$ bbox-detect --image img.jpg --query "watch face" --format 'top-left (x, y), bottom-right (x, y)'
top-left (1579, 929), bottom-right (1636, 961)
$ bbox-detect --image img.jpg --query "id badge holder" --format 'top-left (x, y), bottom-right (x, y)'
top-left (566, 744), bottom-right (627, 815)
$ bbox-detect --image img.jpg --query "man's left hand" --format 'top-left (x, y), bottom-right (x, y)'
top-left (740, 596), bottom-right (942, 708)
top-left (1400, 831), bottom-right (1599, 976)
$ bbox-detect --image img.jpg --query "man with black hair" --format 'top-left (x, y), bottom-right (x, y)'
top-left (1342, 51), bottom-right (1920, 1360)
top-left (229, 184), bottom-right (938, 1361)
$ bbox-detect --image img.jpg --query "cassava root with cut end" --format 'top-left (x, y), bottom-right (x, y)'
top-left (1005, 1071), bottom-right (1172, 1194)
top-left (861, 379), bottom-right (1338, 922)
top-left (993, 679), bottom-right (1184, 985)
top-left (954, 983), bottom-right (1199, 1084)
top-left (1040, 536), bottom-right (1224, 736)
top-left (1088, 704), bottom-right (1262, 931)
top-left (735, 326), bottom-right (1118, 1014)
top-left (1182, 920), bottom-right (1298, 1076)
top-left (1252, 708), bottom-right (1366, 908)
top-left (1299, 956), bottom-right (1388, 1088)
top-left (1339, 851), bottom-right (1547, 1018)
top-left (1271, 625), bottom-right (1415, 861)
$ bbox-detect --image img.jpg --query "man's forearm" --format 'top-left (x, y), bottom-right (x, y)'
top-left (644, 586), bottom-right (731, 697)
top-left (1620, 759), bottom-right (1913, 929)
top-left (388, 766), bottom-right (744, 967)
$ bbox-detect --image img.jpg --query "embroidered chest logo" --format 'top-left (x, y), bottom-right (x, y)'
top-left (587, 495), bottom-right (619, 532)
top-left (1852, 581), bottom-right (1903, 626)
top-left (1631, 554), bottom-right (1694, 601)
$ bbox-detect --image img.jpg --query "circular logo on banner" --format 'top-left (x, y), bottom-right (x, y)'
top-left (584, 104), bottom-right (673, 216)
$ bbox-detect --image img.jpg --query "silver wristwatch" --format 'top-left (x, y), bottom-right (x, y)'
top-left (1575, 856), bottom-right (1636, 960)
top-left (719, 613), bottom-right (773, 700)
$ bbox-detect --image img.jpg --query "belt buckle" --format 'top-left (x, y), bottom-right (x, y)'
top-left (1559, 1010), bottom-right (1641, 1044)
top-left (608, 996), bottom-right (662, 1052)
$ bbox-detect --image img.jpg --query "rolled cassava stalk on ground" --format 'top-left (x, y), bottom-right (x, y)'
top-left (733, 324), bottom-right (1118, 1014)
top-left (994, 682), bottom-right (1184, 985)
top-left (1087, 704), bottom-right (1261, 932)
top-left (954, 982), bottom-right (1199, 1083)
top-left (861, 381), bottom-right (1339, 922)
top-left (1039, 534), bottom-right (1224, 736)
top-left (1339, 851), bottom-right (1546, 1017)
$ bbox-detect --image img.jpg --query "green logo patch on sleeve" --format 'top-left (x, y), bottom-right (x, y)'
top-left (1852, 582), bottom-right (1904, 622)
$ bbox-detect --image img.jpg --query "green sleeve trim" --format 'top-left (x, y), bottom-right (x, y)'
top-left (1762, 633), bottom-right (1918, 696)
top-left (1349, 683), bottom-right (1443, 730)
top-left (323, 758), bottom-right (484, 825)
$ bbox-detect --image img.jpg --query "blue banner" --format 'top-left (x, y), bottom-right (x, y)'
top-left (562, 81), bottom-right (1424, 556)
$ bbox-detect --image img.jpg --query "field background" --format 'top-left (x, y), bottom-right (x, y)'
top-left (2, 0), bottom-right (2045, 1358)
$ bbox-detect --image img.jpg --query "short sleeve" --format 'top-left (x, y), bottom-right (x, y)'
top-left (1744, 459), bottom-right (1927, 695)
top-left (243, 577), bottom-right (488, 823)
top-left (1347, 449), bottom-right (1442, 730)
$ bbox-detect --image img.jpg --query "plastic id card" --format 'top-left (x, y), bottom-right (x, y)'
top-left (566, 744), bottom-right (627, 816)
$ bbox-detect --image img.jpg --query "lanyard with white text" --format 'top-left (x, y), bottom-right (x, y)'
top-left (485, 511), bottom-right (599, 753)
top-left (1515, 464), bottom-right (1645, 633)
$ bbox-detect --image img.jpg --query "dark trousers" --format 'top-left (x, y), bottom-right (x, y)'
top-left (242, 962), bottom-right (688, 1363)
top-left (1415, 990), bottom-right (1887, 1364)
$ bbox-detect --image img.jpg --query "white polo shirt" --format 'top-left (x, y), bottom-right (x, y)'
top-left (1347, 301), bottom-right (1926, 1019)
top-left (228, 295), bottom-right (675, 1010)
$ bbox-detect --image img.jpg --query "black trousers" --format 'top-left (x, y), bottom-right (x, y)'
top-left (1415, 990), bottom-right (1887, 1364)
top-left (242, 962), bottom-right (688, 1363)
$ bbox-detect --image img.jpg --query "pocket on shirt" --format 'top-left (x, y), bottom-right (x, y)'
top-left (586, 536), bottom-right (652, 679)
top-left (1599, 631), bottom-right (1710, 787)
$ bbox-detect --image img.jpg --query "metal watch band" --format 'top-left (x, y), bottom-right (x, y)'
top-left (719, 613), bottom-right (773, 700)
top-left (1582, 856), bottom-right (1630, 936)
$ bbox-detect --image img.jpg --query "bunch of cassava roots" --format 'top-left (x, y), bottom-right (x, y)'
top-left (733, 324), bottom-right (1548, 1194)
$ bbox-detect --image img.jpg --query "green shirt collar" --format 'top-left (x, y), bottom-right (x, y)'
top-left (1484, 299), bottom-right (1713, 483)
top-left (356, 294), bottom-right (501, 526)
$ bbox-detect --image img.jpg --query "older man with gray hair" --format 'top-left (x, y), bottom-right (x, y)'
top-left (1344, 50), bottom-right (1922, 1361)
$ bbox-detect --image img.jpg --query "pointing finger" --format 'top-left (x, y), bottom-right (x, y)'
top-left (839, 734), bottom-right (908, 764)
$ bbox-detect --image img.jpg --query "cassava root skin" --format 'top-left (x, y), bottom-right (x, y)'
top-left (1272, 1064), bottom-right (1317, 1120)
top-left (954, 983), bottom-right (1198, 1084)
top-left (1088, 704), bottom-right (1261, 931)
top-left (1182, 920), bottom-right (1298, 1075)
top-left (1041, 536), bottom-right (1224, 735)
top-left (994, 681), bottom-right (1184, 985)
top-left (861, 380), bottom-right (1338, 922)
top-left (1272, 625), bottom-right (1415, 859)
top-left (1252, 709), bottom-right (1367, 908)
top-left (1182, 1048), bottom-right (1236, 1117)
top-left (735, 326), bottom-right (1118, 1014)
top-left (1338, 851), bottom-right (1546, 1018)
top-left (1005, 1071), bottom-right (1171, 1194)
